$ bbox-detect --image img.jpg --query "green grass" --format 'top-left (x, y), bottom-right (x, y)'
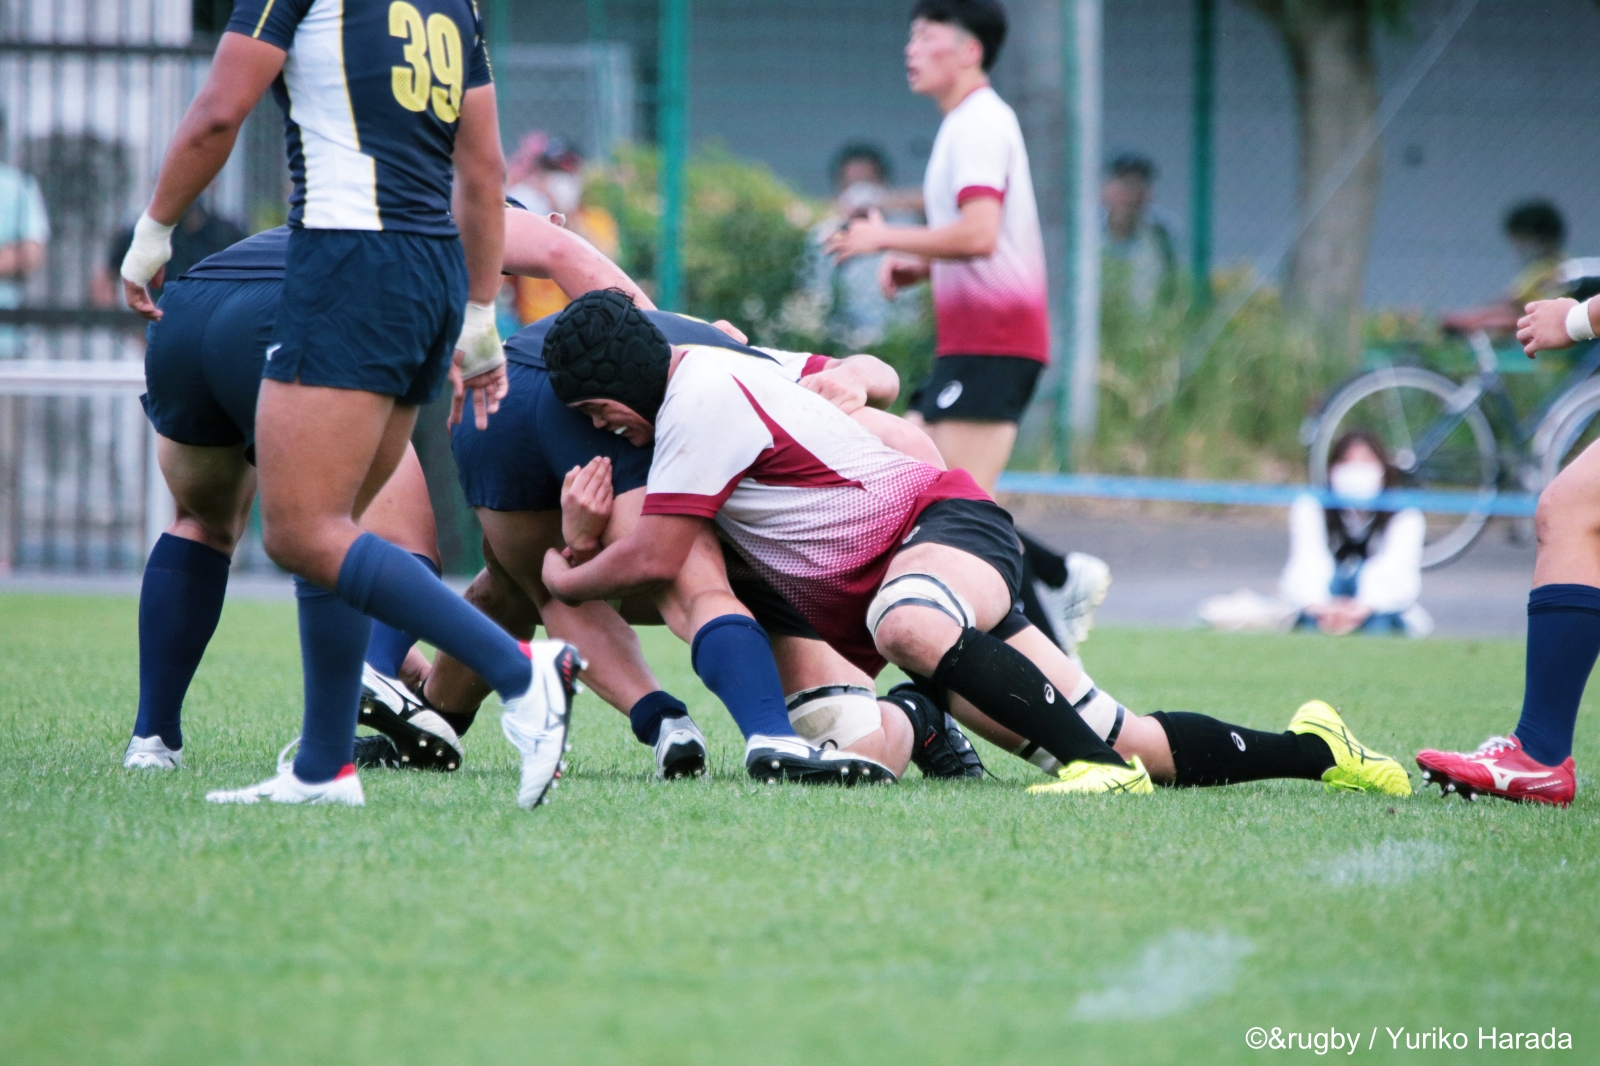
top-left (1, 594), bottom-right (1596, 1065)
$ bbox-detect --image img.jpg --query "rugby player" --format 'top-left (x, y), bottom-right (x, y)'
top-left (537, 291), bottom-right (1413, 798)
top-left (122, 205), bottom-right (638, 778)
top-left (825, 0), bottom-right (1111, 660)
top-left (397, 306), bottom-right (983, 783)
top-left (1414, 294), bottom-right (1598, 806)
top-left (121, 0), bottom-right (574, 809)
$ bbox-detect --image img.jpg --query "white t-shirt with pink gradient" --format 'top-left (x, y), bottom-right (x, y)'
top-left (640, 345), bottom-right (987, 672)
top-left (923, 85), bottom-right (1050, 363)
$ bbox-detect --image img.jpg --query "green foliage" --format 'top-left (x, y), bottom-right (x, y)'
top-left (588, 143), bottom-right (815, 333)
top-left (3, 595), bottom-right (1597, 1064)
top-left (1083, 270), bottom-right (1349, 481)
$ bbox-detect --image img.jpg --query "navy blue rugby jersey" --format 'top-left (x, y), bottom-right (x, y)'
top-left (226, 0), bottom-right (492, 236)
top-left (180, 226), bottom-right (292, 281)
top-left (505, 311), bottom-right (776, 369)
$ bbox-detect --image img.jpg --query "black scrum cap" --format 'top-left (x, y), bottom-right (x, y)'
top-left (542, 290), bottom-right (673, 423)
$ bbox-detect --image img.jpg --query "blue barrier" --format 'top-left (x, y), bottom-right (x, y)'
top-left (995, 472), bottom-right (1539, 518)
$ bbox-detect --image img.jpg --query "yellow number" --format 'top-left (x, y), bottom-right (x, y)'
top-left (389, 1), bottom-right (430, 113)
top-left (426, 14), bottom-right (464, 123)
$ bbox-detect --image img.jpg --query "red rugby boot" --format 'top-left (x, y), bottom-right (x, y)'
top-left (1416, 735), bottom-right (1576, 807)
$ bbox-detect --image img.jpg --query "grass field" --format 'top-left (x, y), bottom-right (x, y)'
top-left (1, 593), bottom-right (1595, 1065)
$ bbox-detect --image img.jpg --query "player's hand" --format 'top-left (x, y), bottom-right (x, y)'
top-left (825, 208), bottom-right (889, 263)
top-left (878, 254), bottom-right (928, 298)
top-left (449, 350), bottom-right (510, 429)
top-left (120, 212), bottom-right (175, 321)
top-left (711, 319), bottom-right (748, 344)
top-left (1517, 298), bottom-right (1580, 358)
top-left (541, 547), bottom-right (582, 606)
top-left (561, 456), bottom-right (614, 560)
top-left (122, 268), bottom-right (166, 320)
top-left (801, 366), bottom-right (869, 414)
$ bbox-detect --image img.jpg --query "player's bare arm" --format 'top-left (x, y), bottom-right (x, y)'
top-left (1518, 296), bottom-right (1597, 357)
top-left (541, 513), bottom-right (705, 604)
top-left (825, 197), bottom-right (1000, 264)
top-left (503, 208), bottom-right (654, 309)
top-left (121, 32), bottom-right (285, 318)
top-left (450, 83), bottom-right (509, 430)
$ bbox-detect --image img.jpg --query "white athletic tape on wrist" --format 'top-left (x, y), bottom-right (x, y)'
top-left (1568, 299), bottom-right (1597, 343)
top-left (785, 684), bottom-right (882, 750)
top-left (866, 573), bottom-right (975, 639)
top-left (455, 300), bottom-right (505, 378)
top-left (119, 212), bottom-right (175, 286)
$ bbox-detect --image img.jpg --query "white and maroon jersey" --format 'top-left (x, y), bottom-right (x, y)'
top-left (923, 85), bottom-right (1050, 363)
top-left (641, 345), bottom-right (987, 672)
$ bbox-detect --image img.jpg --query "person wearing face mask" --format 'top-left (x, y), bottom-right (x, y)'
top-left (1279, 431), bottom-right (1431, 637)
top-left (504, 133), bottom-right (621, 326)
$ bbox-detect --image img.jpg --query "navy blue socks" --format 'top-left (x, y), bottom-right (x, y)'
top-left (292, 577), bottom-right (372, 784)
top-left (1514, 583), bottom-right (1600, 766)
top-left (629, 690), bottom-right (689, 745)
top-left (337, 533), bottom-right (532, 701)
top-left (690, 615), bottom-right (796, 740)
top-left (362, 553), bottom-right (439, 677)
top-left (133, 533), bottom-right (231, 749)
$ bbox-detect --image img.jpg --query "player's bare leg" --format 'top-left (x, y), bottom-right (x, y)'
top-left (915, 418), bottom-right (1017, 496)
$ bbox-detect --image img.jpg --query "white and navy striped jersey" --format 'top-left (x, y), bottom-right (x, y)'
top-left (227, 0), bottom-right (492, 236)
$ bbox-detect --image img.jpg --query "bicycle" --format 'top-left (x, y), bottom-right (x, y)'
top-left (1306, 328), bottom-right (1600, 569)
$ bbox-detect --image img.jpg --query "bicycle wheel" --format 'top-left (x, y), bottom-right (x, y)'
top-left (1539, 379), bottom-right (1600, 487)
top-left (1309, 367), bottom-right (1498, 568)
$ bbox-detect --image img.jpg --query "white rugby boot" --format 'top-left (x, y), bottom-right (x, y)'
top-left (358, 662), bottom-right (462, 771)
top-left (1034, 551), bottom-right (1112, 658)
top-left (500, 641), bottom-right (585, 809)
top-left (743, 734), bottom-right (897, 785)
top-left (205, 739), bottom-right (365, 806)
top-left (655, 714), bottom-right (708, 779)
top-left (124, 735), bottom-right (182, 770)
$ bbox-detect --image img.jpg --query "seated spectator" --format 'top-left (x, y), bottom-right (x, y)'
top-left (803, 142), bottom-right (922, 349)
top-left (1440, 200), bottom-right (1567, 336)
top-left (1102, 152), bottom-right (1175, 312)
top-left (503, 132), bottom-right (620, 326)
top-left (1280, 431), bottom-right (1431, 638)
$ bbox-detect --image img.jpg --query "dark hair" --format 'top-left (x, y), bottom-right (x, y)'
top-left (1504, 199), bottom-right (1565, 247)
top-left (831, 142), bottom-right (891, 186)
top-left (1108, 152), bottom-right (1156, 181)
top-left (910, 0), bottom-right (1007, 71)
top-left (1326, 430), bottom-right (1396, 555)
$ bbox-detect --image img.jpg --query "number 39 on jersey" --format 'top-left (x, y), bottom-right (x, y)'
top-left (389, 1), bottom-right (463, 122)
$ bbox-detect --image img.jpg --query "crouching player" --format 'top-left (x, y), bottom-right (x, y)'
top-left (396, 304), bottom-right (981, 783)
top-left (1414, 294), bottom-right (1600, 806)
top-left (122, 205), bottom-right (641, 796)
top-left (537, 291), bottom-right (1413, 797)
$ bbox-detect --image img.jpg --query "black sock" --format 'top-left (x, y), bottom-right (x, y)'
top-left (1150, 711), bottom-right (1335, 787)
top-left (932, 628), bottom-right (1125, 767)
top-left (1016, 554), bottom-right (1062, 646)
top-left (436, 708), bottom-right (478, 738)
top-left (1017, 530), bottom-right (1068, 586)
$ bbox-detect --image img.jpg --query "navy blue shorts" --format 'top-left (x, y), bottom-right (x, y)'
top-left (264, 229), bottom-right (466, 406)
top-left (142, 276), bottom-right (281, 451)
top-left (451, 360), bottom-right (655, 512)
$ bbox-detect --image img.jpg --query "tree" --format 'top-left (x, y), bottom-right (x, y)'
top-left (1241, 0), bottom-right (1405, 353)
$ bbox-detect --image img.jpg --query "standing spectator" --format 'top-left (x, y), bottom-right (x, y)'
top-left (1102, 153), bottom-right (1176, 312)
top-left (93, 200), bottom-right (244, 308)
top-left (1441, 200), bottom-right (1568, 336)
top-left (0, 153), bottom-right (49, 356)
top-left (805, 142), bottom-right (922, 349)
top-left (825, 0), bottom-right (1110, 659)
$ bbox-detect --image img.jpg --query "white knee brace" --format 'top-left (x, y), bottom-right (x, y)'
top-left (866, 572), bottom-right (975, 640)
top-left (785, 684), bottom-right (882, 749)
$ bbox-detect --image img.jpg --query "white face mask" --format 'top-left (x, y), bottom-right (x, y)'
top-left (545, 172), bottom-right (582, 215)
top-left (1329, 460), bottom-right (1386, 502)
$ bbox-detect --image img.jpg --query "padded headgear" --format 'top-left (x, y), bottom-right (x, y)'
top-left (542, 289), bottom-right (672, 423)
